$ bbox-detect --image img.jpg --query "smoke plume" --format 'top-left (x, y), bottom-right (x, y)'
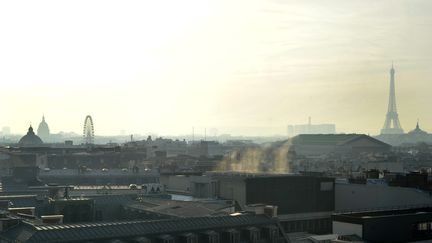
top-left (216, 140), bottom-right (291, 173)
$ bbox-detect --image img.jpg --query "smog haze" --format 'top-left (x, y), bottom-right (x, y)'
top-left (1, 0), bottom-right (431, 136)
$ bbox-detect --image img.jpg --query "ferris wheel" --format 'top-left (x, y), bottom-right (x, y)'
top-left (83, 115), bottom-right (94, 144)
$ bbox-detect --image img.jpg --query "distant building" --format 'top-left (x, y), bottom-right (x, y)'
top-left (189, 140), bottom-right (224, 158)
top-left (290, 134), bottom-right (391, 157)
top-left (408, 121), bottom-right (428, 136)
top-left (36, 115), bottom-right (50, 142)
top-left (1, 126), bottom-right (11, 135)
top-left (376, 121), bottom-right (432, 146)
top-left (381, 64), bottom-right (404, 135)
top-left (288, 118), bottom-right (336, 137)
top-left (18, 126), bottom-right (43, 146)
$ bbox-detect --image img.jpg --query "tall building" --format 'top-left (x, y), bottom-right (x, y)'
top-left (375, 121), bottom-right (432, 146)
top-left (381, 64), bottom-right (404, 134)
top-left (37, 115), bottom-right (50, 141)
top-left (287, 117), bottom-right (336, 137)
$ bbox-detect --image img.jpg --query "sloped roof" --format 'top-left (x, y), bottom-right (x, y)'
top-left (291, 134), bottom-right (390, 147)
top-left (2, 214), bottom-right (277, 243)
top-left (342, 134), bottom-right (391, 147)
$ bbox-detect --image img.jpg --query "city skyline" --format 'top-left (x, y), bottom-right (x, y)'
top-left (1, 0), bottom-right (432, 136)
top-left (1, 2), bottom-right (432, 243)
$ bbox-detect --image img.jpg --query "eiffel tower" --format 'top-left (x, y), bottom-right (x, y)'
top-left (381, 64), bottom-right (404, 134)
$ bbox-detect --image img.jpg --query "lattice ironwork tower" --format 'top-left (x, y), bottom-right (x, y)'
top-left (381, 64), bottom-right (404, 134)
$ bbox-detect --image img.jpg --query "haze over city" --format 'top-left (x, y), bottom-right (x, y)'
top-left (3, 1), bottom-right (432, 242)
top-left (1, 0), bottom-right (432, 136)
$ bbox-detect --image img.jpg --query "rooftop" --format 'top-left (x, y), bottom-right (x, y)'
top-left (335, 207), bottom-right (432, 219)
top-left (291, 134), bottom-right (390, 147)
top-left (207, 171), bottom-right (294, 178)
top-left (1, 214), bottom-right (278, 243)
top-left (126, 198), bottom-right (234, 218)
top-left (333, 206), bottom-right (432, 224)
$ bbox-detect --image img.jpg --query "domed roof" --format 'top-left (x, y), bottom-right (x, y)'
top-left (37, 115), bottom-right (50, 138)
top-left (408, 121), bottom-right (428, 135)
top-left (19, 126), bottom-right (44, 145)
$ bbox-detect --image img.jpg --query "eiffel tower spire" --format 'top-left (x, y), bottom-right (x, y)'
top-left (381, 64), bottom-right (404, 134)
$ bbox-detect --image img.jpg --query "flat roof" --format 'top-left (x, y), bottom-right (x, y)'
top-left (333, 207), bottom-right (432, 223)
top-left (208, 171), bottom-right (296, 178)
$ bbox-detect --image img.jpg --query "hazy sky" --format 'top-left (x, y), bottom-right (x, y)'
top-left (1, 0), bottom-right (431, 136)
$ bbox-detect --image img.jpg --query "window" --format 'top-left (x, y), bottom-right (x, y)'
top-left (417, 222), bottom-right (429, 231)
top-left (414, 221), bottom-right (432, 236)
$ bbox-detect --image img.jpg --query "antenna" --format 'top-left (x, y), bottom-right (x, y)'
top-left (204, 128), bottom-right (207, 141)
top-left (192, 127), bottom-right (195, 143)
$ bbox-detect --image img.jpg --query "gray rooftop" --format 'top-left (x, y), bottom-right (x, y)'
top-left (1, 214), bottom-right (278, 243)
top-left (125, 198), bottom-right (233, 218)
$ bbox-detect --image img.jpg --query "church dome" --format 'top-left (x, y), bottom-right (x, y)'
top-left (37, 116), bottom-right (50, 139)
top-left (19, 126), bottom-right (44, 145)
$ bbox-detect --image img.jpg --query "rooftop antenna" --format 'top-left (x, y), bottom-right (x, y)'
top-left (204, 128), bottom-right (207, 141)
top-left (192, 127), bottom-right (195, 143)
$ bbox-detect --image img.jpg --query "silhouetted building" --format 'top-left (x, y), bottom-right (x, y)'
top-left (290, 134), bottom-right (391, 156)
top-left (37, 115), bottom-right (50, 142)
top-left (381, 64), bottom-right (404, 134)
top-left (18, 126), bottom-right (43, 146)
top-left (288, 117), bottom-right (336, 137)
top-left (376, 121), bottom-right (432, 146)
top-left (189, 141), bottom-right (224, 158)
top-left (408, 121), bottom-right (428, 136)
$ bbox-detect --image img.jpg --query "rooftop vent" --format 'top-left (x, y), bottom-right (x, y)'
top-left (8, 207), bottom-right (35, 216)
top-left (41, 215), bottom-right (64, 224)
